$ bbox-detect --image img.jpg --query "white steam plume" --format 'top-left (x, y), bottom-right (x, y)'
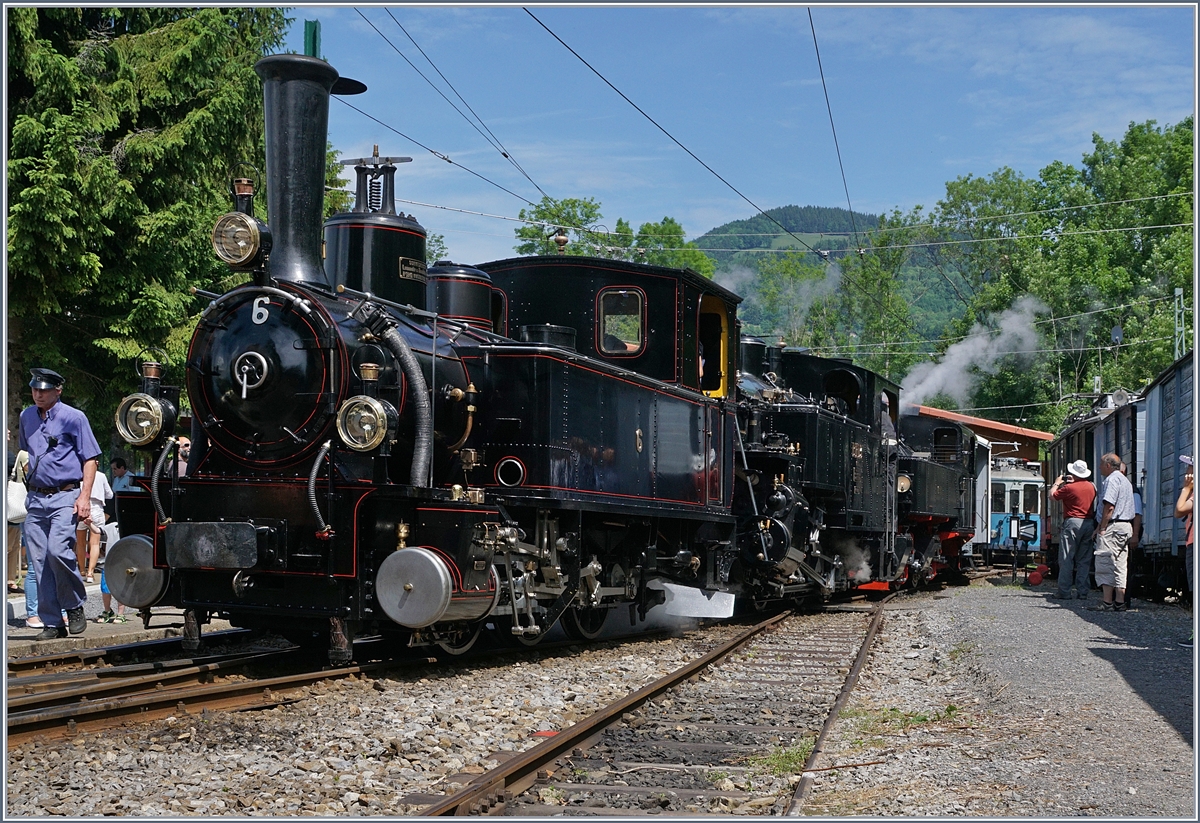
top-left (900, 295), bottom-right (1047, 410)
top-left (717, 261), bottom-right (842, 342)
top-left (714, 265), bottom-right (758, 298)
top-left (825, 533), bottom-right (873, 583)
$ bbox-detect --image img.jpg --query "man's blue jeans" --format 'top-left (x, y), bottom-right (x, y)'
top-left (1058, 517), bottom-right (1095, 595)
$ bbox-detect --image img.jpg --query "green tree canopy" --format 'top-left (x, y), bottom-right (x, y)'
top-left (735, 118), bottom-right (1192, 419)
top-left (513, 196), bottom-right (714, 277)
top-left (868, 118), bottom-right (1193, 429)
top-left (6, 7), bottom-right (288, 438)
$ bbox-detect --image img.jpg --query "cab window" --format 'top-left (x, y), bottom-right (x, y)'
top-left (1023, 484), bottom-right (1040, 514)
top-left (599, 289), bottom-right (644, 355)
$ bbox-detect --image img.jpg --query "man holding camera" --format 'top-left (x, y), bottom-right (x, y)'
top-left (18, 368), bottom-right (101, 639)
top-left (1049, 459), bottom-right (1097, 601)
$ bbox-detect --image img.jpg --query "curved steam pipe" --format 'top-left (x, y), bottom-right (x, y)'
top-left (379, 325), bottom-right (433, 487)
top-left (348, 299), bottom-right (433, 487)
top-left (150, 436), bottom-right (177, 524)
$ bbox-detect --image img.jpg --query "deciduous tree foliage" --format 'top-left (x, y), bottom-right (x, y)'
top-left (738, 118), bottom-right (1191, 428)
top-left (6, 7), bottom-right (287, 437)
top-left (513, 196), bottom-right (714, 277)
top-left (891, 118), bottom-right (1192, 429)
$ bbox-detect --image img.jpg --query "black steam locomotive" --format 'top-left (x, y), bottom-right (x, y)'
top-left (108, 55), bottom-right (980, 663)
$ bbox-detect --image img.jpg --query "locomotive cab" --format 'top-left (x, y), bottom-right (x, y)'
top-left (477, 256), bottom-right (740, 393)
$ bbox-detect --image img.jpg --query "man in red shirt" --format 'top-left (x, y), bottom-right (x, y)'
top-left (1049, 459), bottom-right (1098, 600)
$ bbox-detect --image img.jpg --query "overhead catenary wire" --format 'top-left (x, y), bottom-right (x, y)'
top-left (687, 191), bottom-right (1193, 242)
top-left (807, 295), bottom-right (1179, 353)
top-left (809, 334), bottom-right (1175, 359)
top-left (397, 199), bottom-right (1192, 295)
top-left (333, 97), bottom-right (535, 206)
top-left (855, 191), bottom-right (1194, 238)
top-left (808, 9), bottom-right (860, 251)
top-left (400, 194), bottom-right (1192, 244)
top-left (379, 7), bottom-right (550, 201)
top-left (522, 9), bottom-right (819, 258)
top-left (694, 221), bottom-right (1192, 255)
top-left (524, 8), bottom-right (923, 334)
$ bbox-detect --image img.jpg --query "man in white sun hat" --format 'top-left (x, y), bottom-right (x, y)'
top-left (1049, 459), bottom-right (1097, 601)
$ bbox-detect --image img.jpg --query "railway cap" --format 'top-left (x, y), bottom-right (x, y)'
top-left (29, 368), bottom-right (64, 390)
top-left (1066, 459), bottom-right (1091, 479)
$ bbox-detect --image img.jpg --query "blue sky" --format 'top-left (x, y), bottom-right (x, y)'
top-left (283, 4), bottom-right (1195, 265)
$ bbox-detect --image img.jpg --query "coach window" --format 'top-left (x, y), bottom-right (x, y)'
top-left (991, 483), bottom-right (1006, 514)
top-left (1024, 484), bottom-right (1040, 514)
top-left (599, 289), bottom-right (644, 355)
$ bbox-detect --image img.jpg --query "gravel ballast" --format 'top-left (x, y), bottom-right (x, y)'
top-left (802, 576), bottom-right (1195, 817)
top-left (5, 576), bottom-right (1194, 817)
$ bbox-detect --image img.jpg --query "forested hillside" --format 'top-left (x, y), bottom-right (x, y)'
top-left (693, 205), bottom-right (878, 269)
top-left (699, 118), bottom-right (1193, 433)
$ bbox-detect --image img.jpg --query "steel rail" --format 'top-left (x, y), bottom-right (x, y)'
top-left (7, 649), bottom-right (295, 710)
top-left (417, 611), bottom-right (791, 816)
top-left (785, 590), bottom-right (897, 814)
top-left (6, 629), bottom-right (252, 674)
top-left (6, 657), bottom-right (434, 748)
top-left (7, 646), bottom-right (291, 696)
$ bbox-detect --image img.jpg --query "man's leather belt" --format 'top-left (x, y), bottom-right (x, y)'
top-left (30, 483), bottom-right (80, 495)
top-left (1111, 518), bottom-right (1134, 523)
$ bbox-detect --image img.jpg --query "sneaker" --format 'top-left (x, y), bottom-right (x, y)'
top-left (1178, 637), bottom-right (1193, 648)
top-left (1088, 601), bottom-right (1114, 612)
top-left (67, 606), bottom-right (86, 635)
top-left (25, 616), bottom-right (44, 629)
top-left (84, 576), bottom-right (94, 584)
top-left (1076, 593), bottom-right (1089, 600)
top-left (1050, 592), bottom-right (1072, 600)
top-left (34, 626), bottom-right (67, 640)
top-left (94, 610), bottom-right (114, 624)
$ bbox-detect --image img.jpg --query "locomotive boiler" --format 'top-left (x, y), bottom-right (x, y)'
top-left (108, 53), bottom-right (981, 664)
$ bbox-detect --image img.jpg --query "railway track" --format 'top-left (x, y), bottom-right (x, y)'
top-left (6, 629), bottom-right (253, 675)
top-left (409, 596), bottom-right (893, 816)
top-left (3, 623), bottom-right (676, 750)
top-left (5, 631), bottom-right (446, 748)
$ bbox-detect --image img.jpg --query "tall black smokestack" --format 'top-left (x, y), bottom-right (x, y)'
top-left (254, 54), bottom-right (339, 286)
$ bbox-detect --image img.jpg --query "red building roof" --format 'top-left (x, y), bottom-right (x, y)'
top-left (914, 405), bottom-right (1054, 441)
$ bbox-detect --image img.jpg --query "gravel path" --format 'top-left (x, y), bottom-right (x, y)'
top-left (802, 576), bottom-right (1195, 817)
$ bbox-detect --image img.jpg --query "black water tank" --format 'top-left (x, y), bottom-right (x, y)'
top-left (324, 210), bottom-right (428, 308)
top-left (764, 342), bottom-right (783, 377)
top-left (739, 335), bottom-right (767, 378)
top-left (427, 263), bottom-right (493, 330)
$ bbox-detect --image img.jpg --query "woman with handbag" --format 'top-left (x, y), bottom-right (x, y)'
top-left (7, 447), bottom-right (29, 594)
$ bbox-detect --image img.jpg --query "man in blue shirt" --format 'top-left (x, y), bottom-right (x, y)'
top-left (18, 368), bottom-right (101, 639)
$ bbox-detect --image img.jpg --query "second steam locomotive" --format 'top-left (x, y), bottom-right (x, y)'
top-left (108, 54), bottom-right (981, 662)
